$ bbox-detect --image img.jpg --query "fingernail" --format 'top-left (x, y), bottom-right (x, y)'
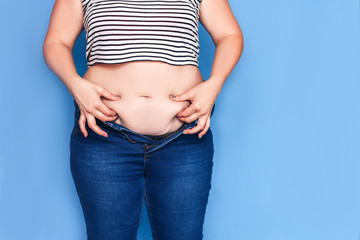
top-left (183, 131), bottom-right (188, 134)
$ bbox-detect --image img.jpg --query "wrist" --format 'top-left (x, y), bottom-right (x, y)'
top-left (206, 76), bottom-right (225, 96)
top-left (67, 75), bottom-right (85, 98)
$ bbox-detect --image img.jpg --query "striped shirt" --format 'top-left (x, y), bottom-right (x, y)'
top-left (81, 0), bottom-right (203, 68)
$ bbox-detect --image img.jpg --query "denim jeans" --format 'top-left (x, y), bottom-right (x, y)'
top-left (70, 100), bottom-right (215, 240)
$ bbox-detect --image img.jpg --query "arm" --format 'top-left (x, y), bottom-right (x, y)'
top-left (42, 0), bottom-right (84, 97)
top-left (200, 0), bottom-right (244, 94)
top-left (42, 0), bottom-right (119, 138)
top-left (170, 0), bottom-right (244, 138)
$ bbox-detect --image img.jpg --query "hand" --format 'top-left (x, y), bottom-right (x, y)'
top-left (169, 79), bottom-right (220, 139)
top-left (71, 77), bottom-right (120, 138)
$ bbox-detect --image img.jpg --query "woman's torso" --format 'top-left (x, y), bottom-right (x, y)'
top-left (82, 61), bottom-right (204, 135)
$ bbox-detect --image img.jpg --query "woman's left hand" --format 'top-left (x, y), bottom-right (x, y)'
top-left (170, 79), bottom-right (221, 139)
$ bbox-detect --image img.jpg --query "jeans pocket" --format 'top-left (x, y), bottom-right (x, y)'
top-left (72, 124), bottom-right (80, 136)
top-left (197, 127), bottom-right (213, 143)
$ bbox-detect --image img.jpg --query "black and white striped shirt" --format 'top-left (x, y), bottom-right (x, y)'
top-left (81, 0), bottom-right (203, 67)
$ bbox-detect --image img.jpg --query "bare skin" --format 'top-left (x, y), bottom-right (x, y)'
top-left (82, 63), bottom-right (204, 135)
top-left (43, 0), bottom-right (244, 138)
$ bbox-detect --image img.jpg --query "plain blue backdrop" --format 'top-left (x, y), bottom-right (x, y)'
top-left (1, 0), bottom-right (359, 239)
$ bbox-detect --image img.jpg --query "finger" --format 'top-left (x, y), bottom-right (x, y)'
top-left (198, 117), bottom-right (211, 139)
top-left (183, 116), bottom-right (207, 135)
top-left (79, 112), bottom-right (88, 137)
top-left (97, 86), bottom-right (119, 101)
top-left (95, 101), bottom-right (117, 116)
top-left (177, 103), bottom-right (201, 118)
top-left (178, 112), bottom-right (201, 124)
top-left (86, 114), bottom-right (109, 137)
top-left (93, 109), bottom-right (118, 122)
top-left (170, 92), bottom-right (191, 102)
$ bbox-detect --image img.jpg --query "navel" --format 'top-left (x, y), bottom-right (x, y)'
top-left (139, 95), bottom-right (153, 99)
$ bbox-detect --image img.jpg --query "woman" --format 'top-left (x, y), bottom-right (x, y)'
top-left (43, 0), bottom-right (243, 239)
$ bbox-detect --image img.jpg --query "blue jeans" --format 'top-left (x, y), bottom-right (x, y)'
top-left (70, 100), bottom-right (215, 240)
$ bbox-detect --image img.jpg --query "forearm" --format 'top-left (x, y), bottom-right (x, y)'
top-left (42, 41), bottom-right (82, 97)
top-left (207, 34), bottom-right (244, 95)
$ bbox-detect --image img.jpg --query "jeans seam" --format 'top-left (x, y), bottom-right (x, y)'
top-left (162, 123), bottom-right (187, 142)
top-left (143, 150), bottom-right (147, 171)
top-left (121, 130), bottom-right (140, 143)
top-left (144, 194), bottom-right (157, 240)
top-left (136, 194), bottom-right (145, 235)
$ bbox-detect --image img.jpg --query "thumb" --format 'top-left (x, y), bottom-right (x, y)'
top-left (99, 88), bottom-right (120, 101)
top-left (169, 92), bottom-right (190, 101)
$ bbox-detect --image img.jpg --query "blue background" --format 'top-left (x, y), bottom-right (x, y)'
top-left (1, 0), bottom-right (359, 239)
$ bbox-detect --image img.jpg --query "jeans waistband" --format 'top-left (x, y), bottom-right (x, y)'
top-left (73, 100), bottom-right (200, 146)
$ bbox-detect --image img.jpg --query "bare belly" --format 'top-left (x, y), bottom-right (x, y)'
top-left (82, 61), bottom-right (204, 135)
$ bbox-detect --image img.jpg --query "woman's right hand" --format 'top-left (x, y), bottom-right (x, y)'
top-left (70, 77), bottom-right (120, 138)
